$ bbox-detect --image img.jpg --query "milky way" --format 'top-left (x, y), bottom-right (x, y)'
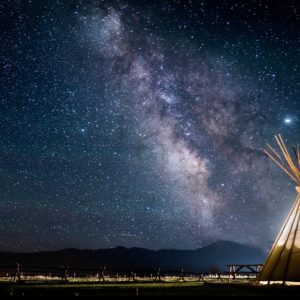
top-left (1, 1), bottom-right (300, 251)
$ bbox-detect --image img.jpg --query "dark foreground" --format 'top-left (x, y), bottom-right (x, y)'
top-left (0, 282), bottom-right (300, 296)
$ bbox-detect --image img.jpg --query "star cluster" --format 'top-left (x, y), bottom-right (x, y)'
top-left (1, 0), bottom-right (300, 252)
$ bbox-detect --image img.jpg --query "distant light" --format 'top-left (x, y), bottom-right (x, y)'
top-left (284, 118), bottom-right (292, 124)
top-left (81, 128), bottom-right (86, 132)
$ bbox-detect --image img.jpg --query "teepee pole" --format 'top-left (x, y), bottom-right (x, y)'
top-left (264, 150), bottom-right (298, 183)
top-left (267, 144), bottom-right (287, 165)
top-left (275, 135), bottom-right (293, 166)
top-left (293, 147), bottom-right (298, 163)
top-left (267, 144), bottom-right (290, 176)
top-left (275, 136), bottom-right (295, 172)
top-left (276, 135), bottom-right (300, 181)
top-left (266, 144), bottom-right (293, 174)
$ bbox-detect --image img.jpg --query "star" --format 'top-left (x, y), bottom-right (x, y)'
top-left (284, 118), bottom-right (292, 124)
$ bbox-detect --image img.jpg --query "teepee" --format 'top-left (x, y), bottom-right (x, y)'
top-left (258, 134), bottom-right (300, 285)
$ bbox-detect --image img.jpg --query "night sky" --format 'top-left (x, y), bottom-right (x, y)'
top-left (1, 0), bottom-right (300, 252)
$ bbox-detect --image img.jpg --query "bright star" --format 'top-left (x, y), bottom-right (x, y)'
top-left (284, 118), bottom-right (292, 124)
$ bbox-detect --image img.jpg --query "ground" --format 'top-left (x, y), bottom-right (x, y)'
top-left (0, 281), bottom-right (300, 296)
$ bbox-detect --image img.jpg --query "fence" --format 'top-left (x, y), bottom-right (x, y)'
top-left (0, 263), bottom-right (262, 283)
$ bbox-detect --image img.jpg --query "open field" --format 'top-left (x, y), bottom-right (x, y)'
top-left (1, 281), bottom-right (300, 296)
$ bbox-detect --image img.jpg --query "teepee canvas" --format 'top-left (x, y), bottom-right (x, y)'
top-left (258, 134), bottom-right (300, 285)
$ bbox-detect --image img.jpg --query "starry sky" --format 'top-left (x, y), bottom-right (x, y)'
top-left (1, 0), bottom-right (300, 252)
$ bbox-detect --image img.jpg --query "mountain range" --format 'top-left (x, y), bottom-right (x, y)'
top-left (0, 241), bottom-right (266, 273)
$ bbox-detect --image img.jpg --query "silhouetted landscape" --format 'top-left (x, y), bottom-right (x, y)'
top-left (0, 241), bottom-right (265, 272)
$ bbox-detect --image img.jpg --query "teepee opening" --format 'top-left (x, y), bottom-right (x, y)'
top-left (258, 134), bottom-right (300, 285)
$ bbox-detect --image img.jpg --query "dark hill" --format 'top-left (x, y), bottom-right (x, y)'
top-left (0, 241), bottom-right (266, 272)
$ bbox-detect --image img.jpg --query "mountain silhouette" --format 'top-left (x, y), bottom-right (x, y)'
top-left (0, 241), bottom-right (266, 272)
